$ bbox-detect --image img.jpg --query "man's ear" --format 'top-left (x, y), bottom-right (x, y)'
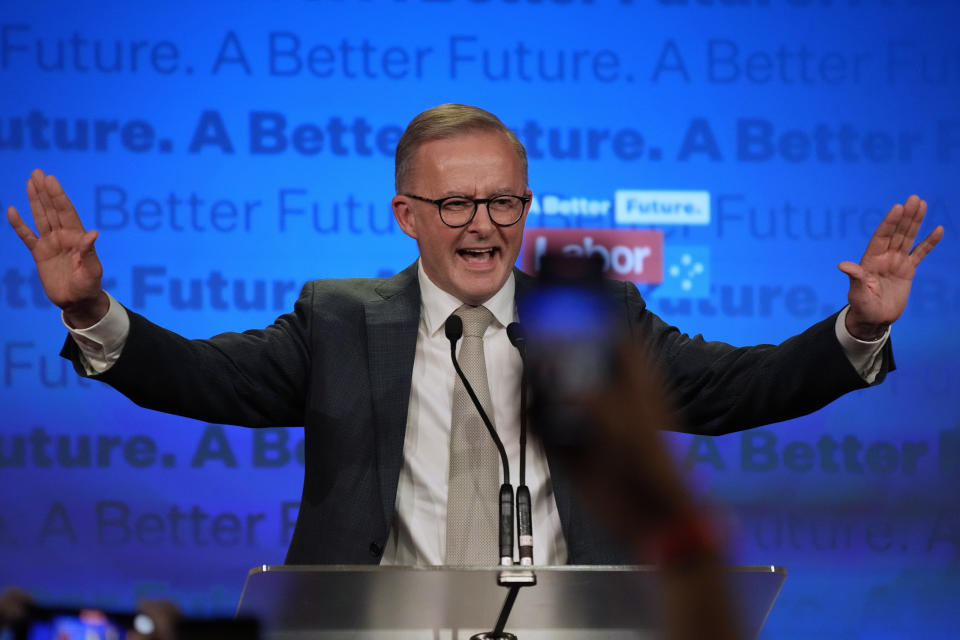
top-left (392, 195), bottom-right (418, 239)
top-left (519, 188), bottom-right (533, 226)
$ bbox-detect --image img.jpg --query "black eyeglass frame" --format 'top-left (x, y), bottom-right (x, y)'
top-left (402, 193), bottom-right (531, 228)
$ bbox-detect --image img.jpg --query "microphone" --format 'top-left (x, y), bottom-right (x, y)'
top-left (506, 322), bottom-right (526, 355)
top-left (444, 313), bottom-right (514, 565)
top-left (507, 322), bottom-right (533, 566)
top-left (445, 313), bottom-right (463, 343)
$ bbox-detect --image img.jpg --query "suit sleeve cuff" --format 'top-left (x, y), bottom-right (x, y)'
top-left (62, 292), bottom-right (130, 374)
top-left (835, 305), bottom-right (889, 384)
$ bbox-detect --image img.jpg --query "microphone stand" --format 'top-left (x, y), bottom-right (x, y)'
top-left (507, 322), bottom-right (534, 567)
top-left (471, 569), bottom-right (537, 640)
top-left (445, 315), bottom-right (514, 566)
top-left (446, 315), bottom-right (537, 640)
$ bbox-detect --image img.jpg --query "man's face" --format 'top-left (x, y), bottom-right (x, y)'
top-left (392, 132), bottom-right (530, 305)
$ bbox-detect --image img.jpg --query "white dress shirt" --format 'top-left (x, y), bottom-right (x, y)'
top-left (379, 263), bottom-right (568, 565)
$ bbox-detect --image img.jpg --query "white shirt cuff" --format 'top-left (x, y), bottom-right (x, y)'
top-left (62, 292), bottom-right (130, 375)
top-left (834, 305), bottom-right (888, 384)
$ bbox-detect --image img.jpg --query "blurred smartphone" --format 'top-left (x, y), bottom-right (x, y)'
top-left (519, 253), bottom-right (623, 447)
top-left (12, 606), bottom-right (138, 640)
top-left (9, 605), bottom-right (259, 640)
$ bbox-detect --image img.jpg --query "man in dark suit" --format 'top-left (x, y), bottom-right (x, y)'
top-left (6, 104), bottom-right (943, 566)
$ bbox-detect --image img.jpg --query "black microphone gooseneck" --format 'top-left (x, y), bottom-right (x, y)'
top-left (445, 314), bottom-right (514, 566)
top-left (506, 322), bottom-right (533, 566)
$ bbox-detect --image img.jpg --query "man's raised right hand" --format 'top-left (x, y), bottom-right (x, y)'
top-left (6, 168), bottom-right (109, 328)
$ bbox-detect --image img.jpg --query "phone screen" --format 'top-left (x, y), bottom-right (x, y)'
top-left (14, 608), bottom-right (138, 640)
top-left (519, 254), bottom-right (622, 447)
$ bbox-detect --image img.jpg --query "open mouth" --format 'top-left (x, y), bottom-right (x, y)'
top-left (457, 247), bottom-right (500, 264)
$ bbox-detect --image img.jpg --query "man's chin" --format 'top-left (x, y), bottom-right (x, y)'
top-left (454, 271), bottom-right (509, 305)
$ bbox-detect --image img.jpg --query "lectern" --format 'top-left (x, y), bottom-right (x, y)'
top-left (236, 564), bottom-right (785, 639)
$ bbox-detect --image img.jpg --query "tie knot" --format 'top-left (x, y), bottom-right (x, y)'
top-left (455, 304), bottom-right (494, 338)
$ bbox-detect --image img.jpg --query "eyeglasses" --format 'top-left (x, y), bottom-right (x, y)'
top-left (403, 193), bottom-right (529, 228)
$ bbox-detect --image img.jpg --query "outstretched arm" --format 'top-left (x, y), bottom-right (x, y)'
top-left (839, 195), bottom-right (943, 340)
top-left (6, 168), bottom-right (109, 328)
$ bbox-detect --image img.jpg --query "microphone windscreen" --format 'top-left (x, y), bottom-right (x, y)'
top-left (506, 322), bottom-right (526, 348)
top-left (445, 314), bottom-right (463, 342)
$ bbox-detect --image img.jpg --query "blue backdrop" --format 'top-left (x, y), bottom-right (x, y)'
top-left (1, 1), bottom-right (958, 638)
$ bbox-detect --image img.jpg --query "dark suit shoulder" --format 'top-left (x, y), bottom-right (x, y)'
top-left (300, 262), bottom-right (419, 309)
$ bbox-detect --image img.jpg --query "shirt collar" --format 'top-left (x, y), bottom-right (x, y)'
top-left (418, 260), bottom-right (516, 336)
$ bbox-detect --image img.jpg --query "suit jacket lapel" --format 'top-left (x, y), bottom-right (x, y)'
top-left (365, 263), bottom-right (421, 529)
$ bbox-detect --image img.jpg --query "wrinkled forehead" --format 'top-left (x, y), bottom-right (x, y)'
top-left (408, 132), bottom-right (526, 191)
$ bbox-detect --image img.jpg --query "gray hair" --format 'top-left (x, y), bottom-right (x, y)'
top-left (394, 104), bottom-right (528, 193)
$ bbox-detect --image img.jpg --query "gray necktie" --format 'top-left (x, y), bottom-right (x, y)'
top-left (445, 304), bottom-right (499, 565)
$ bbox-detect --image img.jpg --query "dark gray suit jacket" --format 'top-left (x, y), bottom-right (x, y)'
top-left (63, 262), bottom-right (891, 564)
